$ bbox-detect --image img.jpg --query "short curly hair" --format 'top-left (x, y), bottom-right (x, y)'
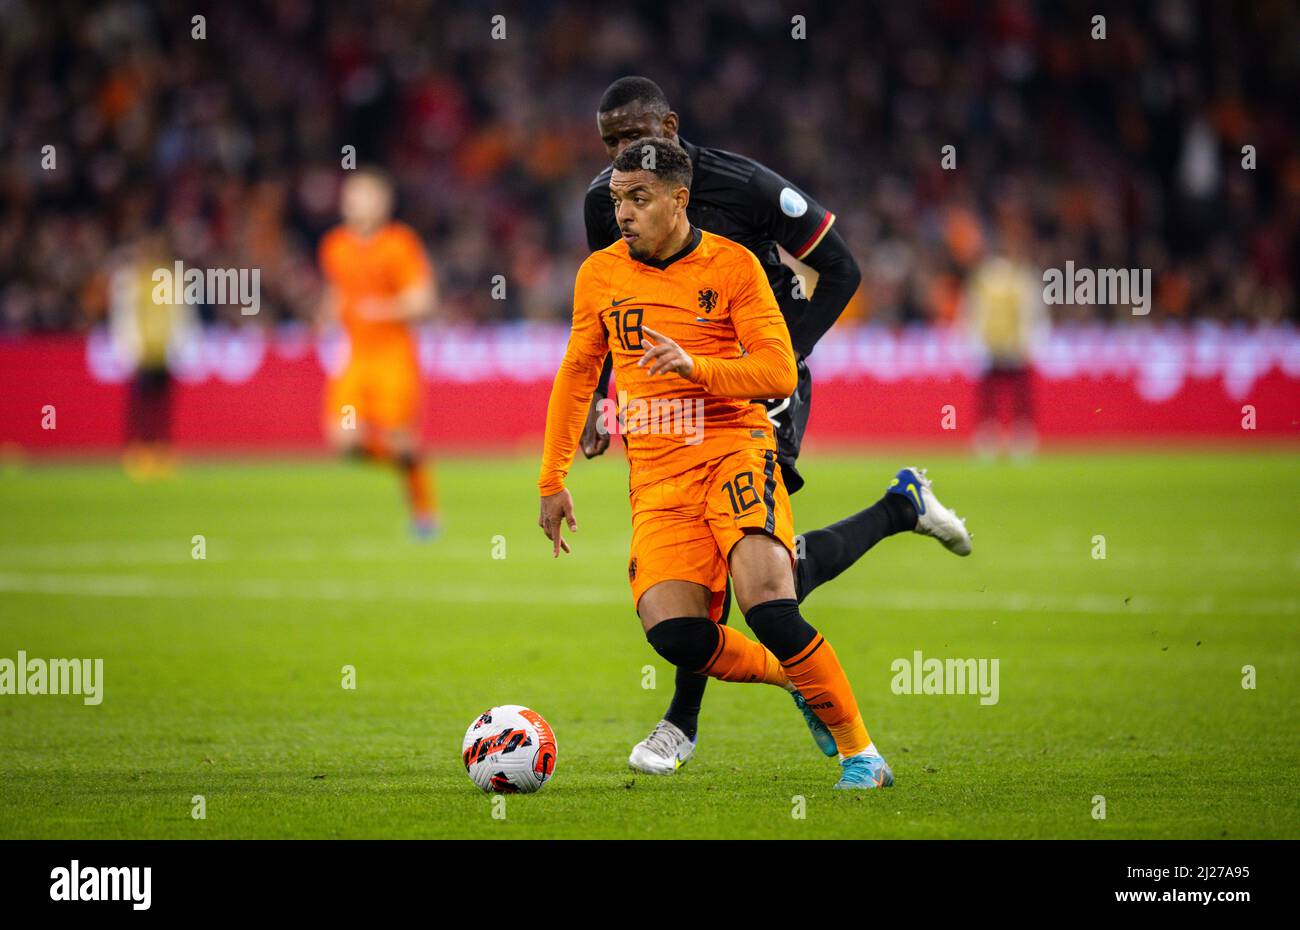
top-left (598, 76), bottom-right (670, 116)
top-left (610, 136), bottom-right (692, 192)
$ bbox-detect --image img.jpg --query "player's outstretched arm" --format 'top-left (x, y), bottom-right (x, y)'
top-left (789, 227), bottom-right (860, 358)
top-left (680, 254), bottom-right (796, 399)
top-left (640, 320), bottom-right (793, 400)
top-left (538, 258), bottom-right (609, 552)
top-left (539, 344), bottom-right (605, 492)
top-left (745, 163), bottom-right (858, 359)
top-left (538, 351), bottom-right (599, 557)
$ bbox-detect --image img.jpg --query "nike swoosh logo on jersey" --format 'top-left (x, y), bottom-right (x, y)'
top-left (609, 296), bottom-right (637, 307)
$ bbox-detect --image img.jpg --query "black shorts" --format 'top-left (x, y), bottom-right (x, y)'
top-left (757, 357), bottom-right (812, 495)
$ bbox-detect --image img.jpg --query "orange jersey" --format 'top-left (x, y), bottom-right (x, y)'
top-left (539, 228), bottom-right (796, 494)
top-left (318, 222), bottom-right (431, 358)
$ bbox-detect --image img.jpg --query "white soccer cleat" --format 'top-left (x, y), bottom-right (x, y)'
top-left (888, 466), bottom-right (972, 557)
top-left (628, 719), bottom-right (696, 775)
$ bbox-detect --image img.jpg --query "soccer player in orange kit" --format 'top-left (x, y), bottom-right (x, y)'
top-left (538, 138), bottom-right (892, 789)
top-left (583, 78), bottom-right (971, 776)
top-left (318, 168), bottom-right (439, 538)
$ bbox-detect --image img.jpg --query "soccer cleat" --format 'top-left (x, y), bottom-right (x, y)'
top-left (888, 466), bottom-right (971, 557)
top-left (628, 719), bottom-right (696, 775)
top-left (411, 514), bottom-right (441, 541)
top-left (834, 753), bottom-right (895, 790)
top-left (792, 690), bottom-right (838, 757)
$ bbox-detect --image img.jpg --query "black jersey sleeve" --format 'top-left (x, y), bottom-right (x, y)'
top-left (583, 169), bottom-right (618, 401)
top-left (740, 162), bottom-right (856, 358)
top-left (787, 226), bottom-right (861, 358)
top-left (744, 162), bottom-right (838, 263)
top-left (583, 169), bottom-right (619, 252)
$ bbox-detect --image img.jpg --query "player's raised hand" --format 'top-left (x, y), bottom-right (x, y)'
top-left (638, 327), bottom-right (695, 378)
top-left (538, 488), bottom-right (578, 557)
top-left (580, 395), bottom-right (611, 458)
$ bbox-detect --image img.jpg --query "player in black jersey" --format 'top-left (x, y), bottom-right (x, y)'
top-left (579, 78), bottom-right (973, 775)
top-left (582, 88), bottom-right (849, 494)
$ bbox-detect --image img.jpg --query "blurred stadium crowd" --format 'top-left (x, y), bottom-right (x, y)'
top-left (0, 0), bottom-right (1296, 334)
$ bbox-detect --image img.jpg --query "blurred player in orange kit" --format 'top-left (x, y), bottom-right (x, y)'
top-left (538, 137), bottom-right (893, 789)
top-left (318, 168), bottom-right (440, 538)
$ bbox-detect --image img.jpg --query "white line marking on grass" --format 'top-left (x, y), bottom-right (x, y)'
top-left (0, 572), bottom-right (1294, 617)
top-left (0, 537), bottom-right (591, 566)
top-left (1, 537), bottom-right (1288, 574)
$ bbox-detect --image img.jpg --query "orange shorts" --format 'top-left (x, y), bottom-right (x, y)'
top-left (324, 354), bottom-right (419, 432)
top-left (628, 447), bottom-right (795, 621)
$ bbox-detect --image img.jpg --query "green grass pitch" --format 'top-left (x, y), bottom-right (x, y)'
top-left (0, 449), bottom-right (1296, 839)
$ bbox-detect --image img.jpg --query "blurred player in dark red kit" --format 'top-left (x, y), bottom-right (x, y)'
top-left (109, 232), bottom-right (197, 480)
top-left (965, 220), bottom-right (1046, 458)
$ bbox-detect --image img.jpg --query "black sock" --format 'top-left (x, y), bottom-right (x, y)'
top-left (795, 492), bottom-right (917, 602)
top-left (664, 667), bottom-right (707, 741)
top-left (395, 449), bottom-right (419, 471)
top-left (745, 598), bottom-right (817, 661)
top-left (662, 580), bottom-right (731, 739)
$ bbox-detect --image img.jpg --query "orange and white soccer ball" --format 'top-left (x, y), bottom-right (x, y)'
top-left (461, 705), bottom-right (558, 793)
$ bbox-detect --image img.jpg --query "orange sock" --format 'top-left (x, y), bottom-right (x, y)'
top-left (404, 459), bottom-right (433, 518)
top-left (781, 634), bottom-right (872, 756)
top-left (698, 625), bottom-right (788, 686)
